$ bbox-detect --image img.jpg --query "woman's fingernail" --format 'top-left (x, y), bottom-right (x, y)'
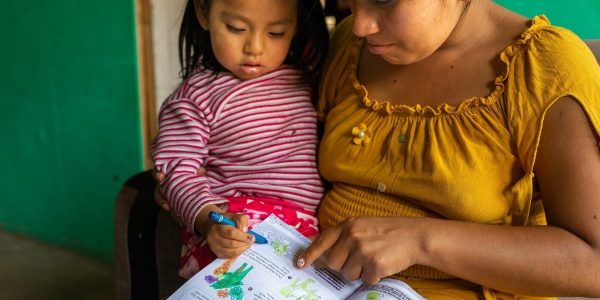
top-left (247, 235), bottom-right (253, 241)
top-left (162, 203), bottom-right (168, 210)
top-left (297, 258), bottom-right (305, 267)
top-left (242, 226), bottom-right (248, 233)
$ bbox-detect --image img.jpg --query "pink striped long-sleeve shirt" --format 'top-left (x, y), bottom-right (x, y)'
top-left (151, 66), bottom-right (324, 230)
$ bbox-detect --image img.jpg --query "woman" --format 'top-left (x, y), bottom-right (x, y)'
top-left (294, 0), bottom-right (600, 299)
top-left (157, 0), bottom-right (600, 298)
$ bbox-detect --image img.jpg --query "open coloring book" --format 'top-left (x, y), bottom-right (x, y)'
top-left (168, 214), bottom-right (425, 300)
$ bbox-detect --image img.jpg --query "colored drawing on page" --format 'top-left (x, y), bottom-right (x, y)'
top-left (205, 258), bottom-right (237, 285)
top-left (228, 286), bottom-right (243, 300)
top-left (272, 236), bottom-right (291, 256)
top-left (211, 262), bottom-right (254, 289)
top-left (217, 289), bottom-right (229, 298)
top-left (215, 286), bottom-right (244, 300)
top-left (213, 258), bottom-right (236, 276)
top-left (366, 291), bottom-right (382, 300)
top-left (208, 262), bottom-right (253, 300)
top-left (204, 274), bottom-right (218, 284)
top-left (280, 277), bottom-right (321, 299)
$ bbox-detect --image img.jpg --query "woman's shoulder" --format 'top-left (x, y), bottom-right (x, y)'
top-left (505, 15), bottom-right (596, 69)
top-left (498, 15), bottom-right (599, 105)
top-left (501, 16), bottom-right (600, 166)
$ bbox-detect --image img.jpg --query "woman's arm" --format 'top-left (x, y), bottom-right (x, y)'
top-left (299, 96), bottom-right (600, 297)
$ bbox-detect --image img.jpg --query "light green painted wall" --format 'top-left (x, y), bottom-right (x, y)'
top-left (495, 0), bottom-right (600, 39)
top-left (0, 0), bottom-right (143, 261)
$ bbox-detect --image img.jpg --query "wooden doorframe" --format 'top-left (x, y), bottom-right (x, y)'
top-left (135, 0), bottom-right (157, 170)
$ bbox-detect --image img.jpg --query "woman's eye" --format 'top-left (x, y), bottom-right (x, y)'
top-left (226, 24), bottom-right (244, 33)
top-left (375, 0), bottom-right (395, 7)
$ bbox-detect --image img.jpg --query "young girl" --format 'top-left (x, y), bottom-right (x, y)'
top-left (151, 0), bottom-right (329, 279)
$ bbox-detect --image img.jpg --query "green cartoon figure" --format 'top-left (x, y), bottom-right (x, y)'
top-left (365, 291), bottom-right (381, 300)
top-left (272, 237), bottom-right (291, 256)
top-left (280, 278), bottom-right (317, 298)
top-left (210, 262), bottom-right (253, 299)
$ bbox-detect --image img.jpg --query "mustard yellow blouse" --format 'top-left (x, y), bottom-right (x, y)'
top-left (316, 15), bottom-right (600, 299)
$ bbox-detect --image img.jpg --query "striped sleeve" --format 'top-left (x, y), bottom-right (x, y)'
top-left (151, 73), bottom-right (229, 230)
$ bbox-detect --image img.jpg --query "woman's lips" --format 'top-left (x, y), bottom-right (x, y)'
top-left (366, 42), bottom-right (391, 55)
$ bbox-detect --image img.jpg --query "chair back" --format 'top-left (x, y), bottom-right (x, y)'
top-left (585, 39), bottom-right (600, 63)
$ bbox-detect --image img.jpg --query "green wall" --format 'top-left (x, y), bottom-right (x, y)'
top-left (0, 1), bottom-right (143, 262)
top-left (495, 0), bottom-right (600, 39)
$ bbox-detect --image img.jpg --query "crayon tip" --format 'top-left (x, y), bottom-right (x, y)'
top-left (255, 235), bottom-right (268, 244)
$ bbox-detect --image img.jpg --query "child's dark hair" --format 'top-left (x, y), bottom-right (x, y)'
top-left (178, 0), bottom-right (329, 89)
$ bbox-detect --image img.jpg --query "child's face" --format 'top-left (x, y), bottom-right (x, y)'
top-left (198, 0), bottom-right (298, 80)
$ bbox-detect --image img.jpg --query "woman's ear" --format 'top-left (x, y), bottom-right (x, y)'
top-left (193, 0), bottom-right (210, 30)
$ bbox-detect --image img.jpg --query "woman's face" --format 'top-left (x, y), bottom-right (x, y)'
top-left (348, 0), bottom-right (467, 65)
top-left (197, 0), bottom-right (297, 80)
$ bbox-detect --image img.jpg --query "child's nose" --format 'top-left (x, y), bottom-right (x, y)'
top-left (243, 34), bottom-right (265, 55)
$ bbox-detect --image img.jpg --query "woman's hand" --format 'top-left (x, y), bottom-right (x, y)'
top-left (297, 216), bottom-right (425, 285)
top-left (152, 167), bottom-right (207, 226)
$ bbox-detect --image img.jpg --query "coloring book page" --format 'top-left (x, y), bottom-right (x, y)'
top-left (168, 214), bottom-right (424, 300)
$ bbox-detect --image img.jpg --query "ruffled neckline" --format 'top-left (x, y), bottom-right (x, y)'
top-left (351, 15), bottom-right (551, 115)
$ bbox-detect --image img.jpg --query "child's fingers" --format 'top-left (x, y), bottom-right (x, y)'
top-left (207, 226), bottom-right (254, 258)
top-left (225, 213), bottom-right (250, 232)
top-left (205, 212), bottom-right (255, 258)
top-left (214, 222), bottom-right (255, 244)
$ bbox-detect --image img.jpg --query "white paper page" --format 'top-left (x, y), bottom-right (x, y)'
top-left (347, 278), bottom-right (425, 300)
top-left (168, 214), bottom-right (363, 300)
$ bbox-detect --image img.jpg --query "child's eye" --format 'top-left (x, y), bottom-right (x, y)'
top-left (268, 32), bottom-right (286, 38)
top-left (226, 24), bottom-right (244, 33)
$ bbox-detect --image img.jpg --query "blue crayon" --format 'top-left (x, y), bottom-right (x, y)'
top-left (208, 211), bottom-right (268, 244)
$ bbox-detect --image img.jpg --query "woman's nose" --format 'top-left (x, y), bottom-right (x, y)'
top-left (243, 34), bottom-right (264, 55)
top-left (351, 6), bottom-right (379, 37)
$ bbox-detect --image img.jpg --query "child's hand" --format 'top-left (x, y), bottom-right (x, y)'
top-left (203, 212), bottom-right (255, 259)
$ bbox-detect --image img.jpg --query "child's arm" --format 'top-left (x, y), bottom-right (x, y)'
top-left (152, 153), bottom-right (255, 258)
top-left (151, 98), bottom-right (228, 231)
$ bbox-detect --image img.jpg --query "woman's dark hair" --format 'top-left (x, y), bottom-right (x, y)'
top-left (178, 0), bottom-right (329, 89)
